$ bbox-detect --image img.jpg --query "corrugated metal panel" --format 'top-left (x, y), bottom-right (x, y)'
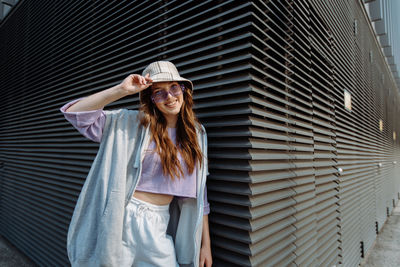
top-left (1, 1), bottom-right (400, 267)
top-left (351, 4), bottom-right (377, 259)
top-left (208, 1), bottom-right (300, 265)
top-left (308, 1), bottom-right (400, 267)
top-left (309, 3), bottom-right (339, 266)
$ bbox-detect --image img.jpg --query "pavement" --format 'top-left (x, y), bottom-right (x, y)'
top-left (0, 202), bottom-right (399, 267)
top-left (361, 201), bottom-right (400, 267)
top-left (0, 235), bottom-right (36, 267)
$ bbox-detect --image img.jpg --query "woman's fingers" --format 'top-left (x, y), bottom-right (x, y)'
top-left (140, 75), bottom-right (151, 86)
top-left (129, 74), bottom-right (141, 85)
top-left (136, 75), bottom-right (142, 85)
top-left (121, 74), bottom-right (152, 95)
top-left (142, 73), bottom-right (153, 84)
top-left (131, 74), bottom-right (140, 84)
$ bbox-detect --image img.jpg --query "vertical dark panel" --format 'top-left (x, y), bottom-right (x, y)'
top-left (355, 4), bottom-right (378, 255)
top-left (290, 1), bottom-right (319, 266)
top-left (309, 5), bottom-right (339, 266)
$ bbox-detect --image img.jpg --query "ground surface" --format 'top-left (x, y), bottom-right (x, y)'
top-left (362, 203), bottom-right (400, 267)
top-left (0, 235), bottom-right (36, 267)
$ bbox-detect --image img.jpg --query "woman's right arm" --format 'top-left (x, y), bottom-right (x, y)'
top-left (66, 73), bottom-right (153, 112)
top-left (61, 74), bottom-right (153, 142)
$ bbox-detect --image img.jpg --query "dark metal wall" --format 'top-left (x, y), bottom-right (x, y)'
top-left (0, 1), bottom-right (399, 266)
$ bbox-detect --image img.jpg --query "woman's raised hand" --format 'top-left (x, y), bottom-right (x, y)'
top-left (120, 73), bottom-right (153, 95)
top-left (65, 73), bottom-right (153, 112)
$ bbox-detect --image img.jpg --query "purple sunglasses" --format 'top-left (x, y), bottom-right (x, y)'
top-left (151, 84), bottom-right (185, 103)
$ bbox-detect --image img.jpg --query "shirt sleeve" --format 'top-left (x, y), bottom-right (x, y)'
top-left (59, 97), bottom-right (106, 143)
top-left (203, 185), bottom-right (210, 215)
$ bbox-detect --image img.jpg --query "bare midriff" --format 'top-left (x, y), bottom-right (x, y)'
top-left (133, 190), bottom-right (174, 206)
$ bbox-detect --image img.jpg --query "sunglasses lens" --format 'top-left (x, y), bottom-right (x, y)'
top-left (151, 84), bottom-right (184, 103)
top-left (153, 91), bottom-right (167, 103)
top-left (170, 85), bottom-right (181, 95)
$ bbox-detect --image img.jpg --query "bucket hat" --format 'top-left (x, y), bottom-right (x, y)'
top-left (142, 61), bottom-right (193, 91)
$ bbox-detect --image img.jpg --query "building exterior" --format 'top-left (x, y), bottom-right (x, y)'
top-left (365, 0), bottom-right (400, 90)
top-left (0, 1), bottom-right (399, 266)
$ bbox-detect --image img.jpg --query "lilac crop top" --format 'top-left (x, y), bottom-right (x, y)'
top-left (138, 127), bottom-right (197, 197)
top-left (60, 98), bottom-right (210, 215)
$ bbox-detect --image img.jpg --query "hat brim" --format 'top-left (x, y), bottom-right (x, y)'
top-left (150, 75), bottom-right (193, 91)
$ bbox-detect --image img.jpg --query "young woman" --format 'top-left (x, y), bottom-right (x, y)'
top-left (60, 61), bottom-right (212, 267)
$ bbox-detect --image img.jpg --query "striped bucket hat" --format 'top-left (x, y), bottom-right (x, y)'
top-left (142, 61), bottom-right (193, 91)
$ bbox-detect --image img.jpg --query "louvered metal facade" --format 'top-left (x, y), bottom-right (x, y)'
top-left (1, 1), bottom-right (399, 266)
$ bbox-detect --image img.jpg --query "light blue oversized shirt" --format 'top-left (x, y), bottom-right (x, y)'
top-left (63, 107), bottom-right (208, 267)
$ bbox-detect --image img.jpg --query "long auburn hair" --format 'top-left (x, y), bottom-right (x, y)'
top-left (139, 82), bottom-right (203, 180)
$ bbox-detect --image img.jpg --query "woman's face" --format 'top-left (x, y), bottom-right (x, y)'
top-left (151, 81), bottom-right (184, 119)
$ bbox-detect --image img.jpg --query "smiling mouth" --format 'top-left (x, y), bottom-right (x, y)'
top-left (165, 100), bottom-right (178, 108)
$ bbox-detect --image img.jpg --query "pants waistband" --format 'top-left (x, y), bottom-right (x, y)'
top-left (130, 196), bottom-right (170, 211)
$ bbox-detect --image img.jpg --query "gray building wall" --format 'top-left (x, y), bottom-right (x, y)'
top-left (0, 1), bottom-right (399, 266)
top-left (365, 0), bottom-right (400, 88)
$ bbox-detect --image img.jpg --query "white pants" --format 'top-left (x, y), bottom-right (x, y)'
top-left (120, 196), bottom-right (179, 267)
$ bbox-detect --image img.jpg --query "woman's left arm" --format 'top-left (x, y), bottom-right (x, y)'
top-left (200, 215), bottom-right (212, 267)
